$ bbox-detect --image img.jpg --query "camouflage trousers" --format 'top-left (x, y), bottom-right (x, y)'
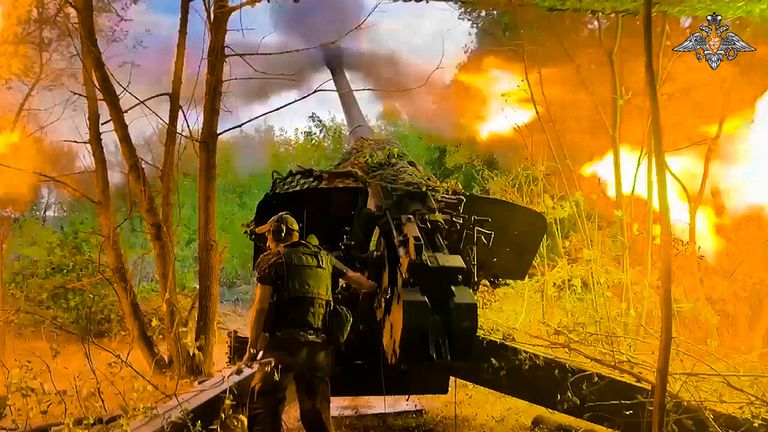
top-left (247, 335), bottom-right (334, 432)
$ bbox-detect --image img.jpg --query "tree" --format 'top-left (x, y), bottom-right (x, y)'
top-left (596, 13), bottom-right (632, 315)
top-left (194, 0), bottom-right (260, 377)
top-left (642, 1), bottom-right (673, 429)
top-left (80, 42), bottom-right (167, 370)
top-left (73, 0), bottom-right (193, 373)
top-left (0, 0), bottom-right (88, 364)
top-left (0, 213), bottom-right (10, 363)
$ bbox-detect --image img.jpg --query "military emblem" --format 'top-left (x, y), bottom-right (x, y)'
top-left (673, 12), bottom-right (755, 70)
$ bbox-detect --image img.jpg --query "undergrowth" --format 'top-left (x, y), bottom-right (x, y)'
top-left (1, 115), bottom-right (766, 427)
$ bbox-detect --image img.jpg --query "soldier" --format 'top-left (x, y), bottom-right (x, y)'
top-left (243, 211), bottom-right (376, 432)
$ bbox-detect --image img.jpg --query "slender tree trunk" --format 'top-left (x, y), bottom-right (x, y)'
top-left (643, 2), bottom-right (673, 431)
top-left (158, 0), bottom-right (192, 370)
top-left (161, 0), bottom-right (190, 247)
top-left (0, 218), bottom-right (8, 364)
top-left (81, 56), bottom-right (167, 372)
top-left (194, 0), bottom-right (232, 376)
top-left (75, 0), bottom-right (186, 373)
top-left (641, 18), bottom-right (667, 333)
top-left (689, 119), bottom-right (722, 256)
top-left (602, 13), bottom-right (632, 330)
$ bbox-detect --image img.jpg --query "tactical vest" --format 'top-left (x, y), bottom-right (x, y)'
top-left (272, 241), bottom-right (333, 332)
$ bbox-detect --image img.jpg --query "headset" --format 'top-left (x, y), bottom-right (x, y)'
top-left (270, 211), bottom-right (294, 242)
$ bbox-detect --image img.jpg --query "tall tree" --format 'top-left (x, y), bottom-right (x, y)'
top-left (73, 0), bottom-right (193, 373)
top-left (80, 47), bottom-right (167, 371)
top-left (194, 0), bottom-right (259, 377)
top-left (642, 1), bottom-right (673, 430)
top-left (598, 13), bottom-right (631, 309)
top-left (0, 216), bottom-right (9, 363)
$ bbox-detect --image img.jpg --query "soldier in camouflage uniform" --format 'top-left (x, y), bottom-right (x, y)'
top-left (243, 212), bottom-right (376, 432)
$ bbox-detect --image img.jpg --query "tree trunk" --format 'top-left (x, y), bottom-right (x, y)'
top-left (75, 0), bottom-right (186, 373)
top-left (161, 0), bottom-right (190, 248)
top-left (0, 218), bottom-right (8, 364)
top-left (81, 55), bottom-right (167, 372)
top-left (602, 13), bottom-right (631, 329)
top-left (194, 0), bottom-right (231, 376)
top-left (642, 2), bottom-right (673, 432)
top-left (159, 0), bottom-right (192, 368)
top-left (689, 119), bottom-right (722, 256)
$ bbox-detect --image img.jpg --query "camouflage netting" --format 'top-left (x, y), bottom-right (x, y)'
top-left (333, 137), bottom-right (462, 195)
top-left (265, 137), bottom-right (463, 195)
top-left (244, 137), bottom-right (463, 238)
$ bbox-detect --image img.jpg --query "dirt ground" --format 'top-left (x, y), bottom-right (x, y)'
top-left (0, 303), bottom-right (609, 431)
top-left (282, 382), bottom-right (603, 432)
top-left (221, 305), bottom-right (605, 432)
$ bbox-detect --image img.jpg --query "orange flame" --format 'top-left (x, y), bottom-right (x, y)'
top-left (0, 0), bottom-right (34, 81)
top-left (581, 90), bottom-right (768, 258)
top-left (581, 147), bottom-right (721, 256)
top-left (455, 57), bottom-right (537, 140)
top-left (0, 129), bottom-right (39, 211)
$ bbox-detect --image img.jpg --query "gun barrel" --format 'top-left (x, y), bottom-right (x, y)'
top-left (322, 45), bottom-right (375, 141)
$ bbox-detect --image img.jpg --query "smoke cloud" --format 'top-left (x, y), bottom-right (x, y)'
top-left (269, 0), bottom-right (367, 47)
top-left (223, 39), bottom-right (460, 137)
top-left (341, 47), bottom-right (460, 136)
top-left (225, 0), bottom-right (462, 137)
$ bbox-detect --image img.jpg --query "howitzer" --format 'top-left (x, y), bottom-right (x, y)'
top-left (239, 43), bottom-right (548, 395)
top-left (113, 42), bottom-right (765, 432)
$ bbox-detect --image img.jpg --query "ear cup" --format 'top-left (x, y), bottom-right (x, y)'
top-left (273, 211), bottom-right (290, 241)
top-left (272, 223), bottom-right (286, 241)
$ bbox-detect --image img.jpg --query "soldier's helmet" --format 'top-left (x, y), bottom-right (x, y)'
top-left (254, 212), bottom-right (300, 239)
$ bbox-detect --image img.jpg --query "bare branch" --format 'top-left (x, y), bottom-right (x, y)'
top-left (222, 76), bottom-right (297, 83)
top-left (218, 50), bottom-right (444, 137)
top-left (99, 92), bottom-right (172, 126)
top-left (0, 162), bottom-right (96, 203)
top-left (224, 45), bottom-right (295, 77)
top-left (225, 2), bottom-right (380, 58)
top-left (226, 0), bottom-right (264, 14)
top-left (25, 95), bottom-right (77, 138)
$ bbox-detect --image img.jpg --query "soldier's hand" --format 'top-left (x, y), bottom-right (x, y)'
top-left (241, 346), bottom-right (259, 366)
top-left (365, 279), bottom-right (378, 292)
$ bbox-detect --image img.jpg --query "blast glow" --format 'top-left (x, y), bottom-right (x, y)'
top-left (581, 148), bottom-right (721, 257)
top-left (581, 90), bottom-right (768, 258)
top-left (0, 129), bottom-right (17, 152)
top-left (456, 58), bottom-right (537, 140)
top-left (0, 130), bottom-right (34, 209)
top-left (716, 91), bottom-right (768, 214)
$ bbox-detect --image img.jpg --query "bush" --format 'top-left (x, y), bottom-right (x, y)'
top-left (3, 205), bottom-right (123, 337)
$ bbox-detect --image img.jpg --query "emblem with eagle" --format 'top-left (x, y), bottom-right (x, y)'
top-left (673, 12), bottom-right (755, 70)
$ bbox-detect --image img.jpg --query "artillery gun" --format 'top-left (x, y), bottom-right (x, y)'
top-left (237, 44), bottom-right (547, 395)
top-left (127, 44), bottom-right (766, 432)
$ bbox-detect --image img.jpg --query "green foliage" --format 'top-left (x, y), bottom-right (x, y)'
top-left (269, 113), bottom-right (347, 172)
top-left (457, 0), bottom-right (768, 53)
top-left (4, 203), bottom-right (123, 337)
top-left (530, 0), bottom-right (768, 17)
top-left (2, 364), bottom-right (57, 427)
top-left (0, 114), bottom-right (506, 337)
top-left (215, 147), bottom-right (273, 289)
top-left (381, 119), bottom-right (500, 193)
top-left (458, 0), bottom-right (768, 18)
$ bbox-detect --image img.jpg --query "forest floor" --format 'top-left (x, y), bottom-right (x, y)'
top-left (0, 301), bottom-right (608, 431)
top-left (221, 303), bottom-right (597, 432)
top-left (2, 286), bottom-right (766, 430)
